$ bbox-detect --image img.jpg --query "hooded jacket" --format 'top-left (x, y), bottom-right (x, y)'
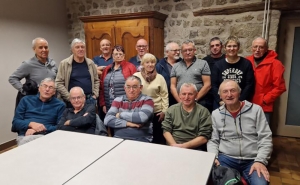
top-left (207, 101), bottom-right (272, 165)
top-left (247, 50), bottom-right (286, 112)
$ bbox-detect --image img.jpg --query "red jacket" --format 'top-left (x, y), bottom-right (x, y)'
top-left (99, 60), bottom-right (137, 107)
top-left (246, 50), bottom-right (286, 112)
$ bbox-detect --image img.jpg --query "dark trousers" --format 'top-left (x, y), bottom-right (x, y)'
top-left (151, 112), bottom-right (166, 145)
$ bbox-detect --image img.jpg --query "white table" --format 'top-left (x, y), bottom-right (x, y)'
top-left (66, 140), bottom-right (215, 185)
top-left (0, 130), bottom-right (123, 185)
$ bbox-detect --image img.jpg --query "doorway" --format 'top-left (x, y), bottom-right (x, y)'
top-left (274, 15), bottom-right (300, 137)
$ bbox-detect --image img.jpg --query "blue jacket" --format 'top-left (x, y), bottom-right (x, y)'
top-left (12, 94), bottom-right (65, 136)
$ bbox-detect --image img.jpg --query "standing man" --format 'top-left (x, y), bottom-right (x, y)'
top-left (56, 38), bottom-right (99, 107)
top-left (58, 87), bottom-right (96, 134)
top-left (170, 40), bottom-right (211, 109)
top-left (203, 37), bottom-right (225, 112)
top-left (104, 76), bottom-right (154, 142)
top-left (92, 39), bottom-right (113, 76)
top-left (129, 38), bottom-right (149, 71)
top-left (207, 79), bottom-right (272, 185)
top-left (156, 42), bottom-right (182, 107)
top-left (162, 83), bottom-right (212, 150)
top-left (203, 37), bottom-right (225, 70)
top-left (8, 37), bottom-right (57, 106)
top-left (12, 78), bottom-right (65, 146)
top-left (247, 37), bottom-right (286, 123)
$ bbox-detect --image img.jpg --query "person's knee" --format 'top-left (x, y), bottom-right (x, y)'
top-left (243, 170), bottom-right (268, 185)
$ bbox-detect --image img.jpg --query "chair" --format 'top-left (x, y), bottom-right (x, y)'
top-left (95, 114), bottom-right (108, 136)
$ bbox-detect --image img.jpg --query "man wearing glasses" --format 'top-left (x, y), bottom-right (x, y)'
top-left (129, 39), bottom-right (149, 71)
top-left (12, 78), bottom-right (65, 146)
top-left (246, 37), bottom-right (286, 124)
top-left (57, 87), bottom-right (96, 134)
top-left (207, 79), bottom-right (272, 185)
top-left (104, 76), bottom-right (154, 142)
top-left (170, 40), bottom-right (211, 109)
top-left (156, 42), bottom-right (182, 107)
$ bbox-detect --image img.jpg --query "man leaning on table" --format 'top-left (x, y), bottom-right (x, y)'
top-left (161, 83), bottom-right (212, 150)
top-left (207, 79), bottom-right (272, 185)
top-left (57, 87), bottom-right (96, 134)
top-left (12, 78), bottom-right (65, 146)
top-left (104, 75), bottom-right (154, 142)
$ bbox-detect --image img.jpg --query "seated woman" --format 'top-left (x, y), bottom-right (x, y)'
top-left (58, 87), bottom-right (96, 134)
top-left (134, 53), bottom-right (169, 144)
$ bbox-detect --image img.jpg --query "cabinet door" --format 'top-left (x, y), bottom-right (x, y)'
top-left (115, 26), bottom-right (149, 61)
top-left (85, 27), bottom-right (115, 59)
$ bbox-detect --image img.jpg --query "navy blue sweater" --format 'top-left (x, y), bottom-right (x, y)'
top-left (12, 94), bottom-right (65, 136)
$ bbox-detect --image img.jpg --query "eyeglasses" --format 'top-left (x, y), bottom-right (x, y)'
top-left (125, 85), bottom-right (140, 90)
top-left (181, 48), bottom-right (195, 53)
top-left (70, 96), bottom-right (83, 101)
top-left (252, 46), bottom-right (265, 50)
top-left (40, 84), bottom-right (55, 90)
top-left (136, 45), bottom-right (148, 48)
top-left (169, 49), bottom-right (181, 52)
top-left (113, 53), bottom-right (124, 57)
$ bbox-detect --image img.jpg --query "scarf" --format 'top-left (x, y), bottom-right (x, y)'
top-left (141, 68), bottom-right (157, 83)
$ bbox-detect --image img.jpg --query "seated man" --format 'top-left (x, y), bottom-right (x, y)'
top-left (12, 78), bottom-right (65, 146)
top-left (57, 87), bottom-right (96, 134)
top-left (104, 76), bottom-right (154, 142)
top-left (207, 79), bottom-right (272, 185)
top-left (161, 83), bottom-right (212, 150)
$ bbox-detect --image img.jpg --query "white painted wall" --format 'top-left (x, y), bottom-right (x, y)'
top-left (0, 0), bottom-right (70, 144)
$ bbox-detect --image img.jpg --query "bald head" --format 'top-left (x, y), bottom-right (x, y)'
top-left (136, 39), bottom-right (148, 58)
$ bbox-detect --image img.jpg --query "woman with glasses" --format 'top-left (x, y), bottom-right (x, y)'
top-left (211, 36), bottom-right (255, 110)
top-left (134, 53), bottom-right (168, 144)
top-left (99, 45), bottom-right (137, 117)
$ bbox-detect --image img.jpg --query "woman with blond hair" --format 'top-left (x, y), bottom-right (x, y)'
top-left (134, 53), bottom-right (168, 144)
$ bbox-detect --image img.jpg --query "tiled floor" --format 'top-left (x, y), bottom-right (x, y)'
top-left (269, 136), bottom-right (300, 185)
top-left (0, 136), bottom-right (299, 184)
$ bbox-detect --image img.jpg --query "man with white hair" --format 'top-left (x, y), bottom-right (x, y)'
top-left (56, 38), bottom-right (99, 107)
top-left (58, 86), bottom-right (96, 134)
top-left (9, 37), bottom-right (57, 106)
top-left (156, 41), bottom-right (182, 106)
top-left (12, 78), bottom-right (65, 145)
top-left (162, 83), bottom-right (212, 150)
top-left (207, 79), bottom-right (272, 185)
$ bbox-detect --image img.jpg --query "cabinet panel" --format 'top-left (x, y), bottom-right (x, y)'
top-left (115, 26), bottom-right (149, 61)
top-left (85, 28), bottom-right (115, 58)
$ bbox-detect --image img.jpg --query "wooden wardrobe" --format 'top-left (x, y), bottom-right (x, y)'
top-left (79, 11), bottom-right (168, 61)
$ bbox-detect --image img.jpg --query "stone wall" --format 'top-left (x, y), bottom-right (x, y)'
top-left (66, 0), bottom-right (280, 58)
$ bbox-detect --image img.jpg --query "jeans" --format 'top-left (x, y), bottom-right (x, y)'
top-left (218, 154), bottom-right (269, 185)
top-left (85, 94), bottom-right (97, 106)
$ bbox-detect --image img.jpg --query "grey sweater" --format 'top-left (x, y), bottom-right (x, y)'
top-left (207, 100), bottom-right (272, 165)
top-left (9, 56), bottom-right (57, 93)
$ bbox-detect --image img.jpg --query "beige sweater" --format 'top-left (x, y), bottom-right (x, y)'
top-left (134, 72), bottom-right (169, 113)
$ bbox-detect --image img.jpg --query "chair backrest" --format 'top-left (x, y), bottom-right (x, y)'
top-left (95, 114), bottom-right (108, 136)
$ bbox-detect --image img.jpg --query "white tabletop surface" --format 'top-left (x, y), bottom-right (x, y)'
top-left (66, 140), bottom-right (215, 185)
top-left (0, 130), bottom-right (123, 185)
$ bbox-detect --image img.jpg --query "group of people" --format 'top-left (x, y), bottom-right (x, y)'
top-left (8, 35), bottom-right (287, 185)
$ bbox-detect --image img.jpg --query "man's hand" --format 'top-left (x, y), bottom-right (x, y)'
top-left (249, 162), bottom-right (270, 182)
top-left (25, 129), bottom-right (36, 136)
top-left (97, 66), bottom-right (104, 76)
top-left (156, 112), bottom-right (165, 122)
top-left (28, 122), bottom-right (46, 132)
top-left (214, 159), bottom-right (220, 166)
top-left (103, 106), bottom-right (107, 113)
top-left (126, 122), bottom-right (141, 128)
top-left (64, 120), bottom-right (71, 126)
top-left (116, 113), bottom-right (120, 118)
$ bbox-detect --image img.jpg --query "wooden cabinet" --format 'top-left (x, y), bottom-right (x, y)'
top-left (79, 11), bottom-right (168, 61)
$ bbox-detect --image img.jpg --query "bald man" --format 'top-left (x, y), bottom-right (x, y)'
top-left (129, 39), bottom-right (149, 71)
top-left (93, 39), bottom-right (113, 76)
top-left (246, 37), bottom-right (286, 124)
